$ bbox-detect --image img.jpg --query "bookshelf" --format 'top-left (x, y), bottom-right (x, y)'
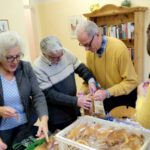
top-left (84, 4), bottom-right (147, 82)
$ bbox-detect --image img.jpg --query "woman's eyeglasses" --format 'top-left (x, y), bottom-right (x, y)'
top-left (79, 34), bottom-right (95, 48)
top-left (5, 53), bottom-right (24, 63)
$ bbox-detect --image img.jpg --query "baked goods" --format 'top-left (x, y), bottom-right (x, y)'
top-left (84, 95), bottom-right (106, 118)
top-left (65, 123), bottom-right (145, 150)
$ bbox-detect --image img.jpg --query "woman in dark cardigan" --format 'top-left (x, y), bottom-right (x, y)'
top-left (0, 31), bottom-right (49, 149)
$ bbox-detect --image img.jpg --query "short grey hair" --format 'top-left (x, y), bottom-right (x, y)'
top-left (0, 31), bottom-right (24, 58)
top-left (76, 20), bottom-right (100, 38)
top-left (40, 35), bottom-right (64, 55)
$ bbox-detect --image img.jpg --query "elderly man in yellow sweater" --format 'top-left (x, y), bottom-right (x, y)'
top-left (136, 23), bottom-right (150, 129)
top-left (76, 20), bottom-right (138, 115)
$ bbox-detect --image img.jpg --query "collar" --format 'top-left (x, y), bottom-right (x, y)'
top-left (41, 55), bottom-right (52, 66)
top-left (96, 36), bottom-right (107, 57)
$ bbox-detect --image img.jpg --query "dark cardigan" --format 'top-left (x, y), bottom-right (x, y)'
top-left (0, 61), bottom-right (48, 125)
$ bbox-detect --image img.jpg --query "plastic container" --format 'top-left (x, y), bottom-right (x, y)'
top-left (55, 116), bottom-right (150, 150)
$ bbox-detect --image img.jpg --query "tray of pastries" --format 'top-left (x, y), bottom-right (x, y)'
top-left (55, 116), bottom-right (150, 150)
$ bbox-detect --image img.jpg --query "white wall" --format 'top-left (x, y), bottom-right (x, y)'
top-left (32, 0), bottom-right (150, 86)
top-left (0, 0), bottom-right (30, 61)
top-left (1, 0), bottom-right (149, 83)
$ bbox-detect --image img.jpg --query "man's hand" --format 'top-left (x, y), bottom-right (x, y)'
top-left (0, 106), bottom-right (18, 119)
top-left (93, 89), bottom-right (107, 101)
top-left (77, 94), bottom-right (92, 110)
top-left (88, 82), bottom-right (97, 95)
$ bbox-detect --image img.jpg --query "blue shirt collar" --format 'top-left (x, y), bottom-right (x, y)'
top-left (97, 36), bottom-right (107, 57)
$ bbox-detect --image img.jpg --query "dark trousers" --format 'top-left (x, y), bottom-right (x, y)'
top-left (0, 124), bottom-right (38, 150)
top-left (104, 88), bottom-right (137, 113)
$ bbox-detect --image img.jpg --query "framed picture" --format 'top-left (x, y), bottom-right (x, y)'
top-left (69, 15), bottom-right (83, 39)
top-left (0, 20), bottom-right (9, 33)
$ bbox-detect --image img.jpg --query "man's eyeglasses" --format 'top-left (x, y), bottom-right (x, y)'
top-left (5, 53), bottom-right (24, 63)
top-left (79, 34), bottom-right (95, 48)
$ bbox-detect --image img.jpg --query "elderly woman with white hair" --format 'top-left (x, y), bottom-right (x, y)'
top-left (33, 35), bottom-right (97, 132)
top-left (0, 31), bottom-right (49, 149)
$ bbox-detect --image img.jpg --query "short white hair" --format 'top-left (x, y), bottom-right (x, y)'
top-left (0, 31), bottom-right (24, 58)
top-left (40, 35), bottom-right (64, 55)
top-left (76, 20), bottom-right (100, 38)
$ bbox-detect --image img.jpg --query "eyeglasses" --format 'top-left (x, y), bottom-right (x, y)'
top-left (79, 34), bottom-right (95, 48)
top-left (5, 53), bottom-right (24, 63)
top-left (43, 51), bottom-right (63, 63)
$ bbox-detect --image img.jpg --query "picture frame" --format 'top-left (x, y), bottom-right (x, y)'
top-left (69, 15), bottom-right (83, 39)
top-left (0, 20), bottom-right (9, 33)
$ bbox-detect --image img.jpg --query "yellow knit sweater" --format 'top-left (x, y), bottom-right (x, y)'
top-left (82, 36), bottom-right (138, 96)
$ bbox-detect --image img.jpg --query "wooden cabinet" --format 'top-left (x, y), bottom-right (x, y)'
top-left (84, 4), bottom-right (147, 82)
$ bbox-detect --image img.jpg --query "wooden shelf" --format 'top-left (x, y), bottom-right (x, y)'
top-left (84, 4), bottom-right (148, 82)
top-left (84, 4), bottom-right (147, 18)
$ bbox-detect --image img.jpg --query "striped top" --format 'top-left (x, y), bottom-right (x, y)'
top-left (33, 48), bottom-right (81, 90)
top-left (0, 75), bottom-right (27, 130)
top-left (33, 48), bottom-right (94, 124)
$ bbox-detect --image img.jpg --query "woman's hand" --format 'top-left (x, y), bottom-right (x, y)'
top-left (36, 115), bottom-right (49, 142)
top-left (138, 81), bottom-right (150, 96)
top-left (0, 106), bottom-right (18, 119)
top-left (0, 138), bottom-right (7, 150)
